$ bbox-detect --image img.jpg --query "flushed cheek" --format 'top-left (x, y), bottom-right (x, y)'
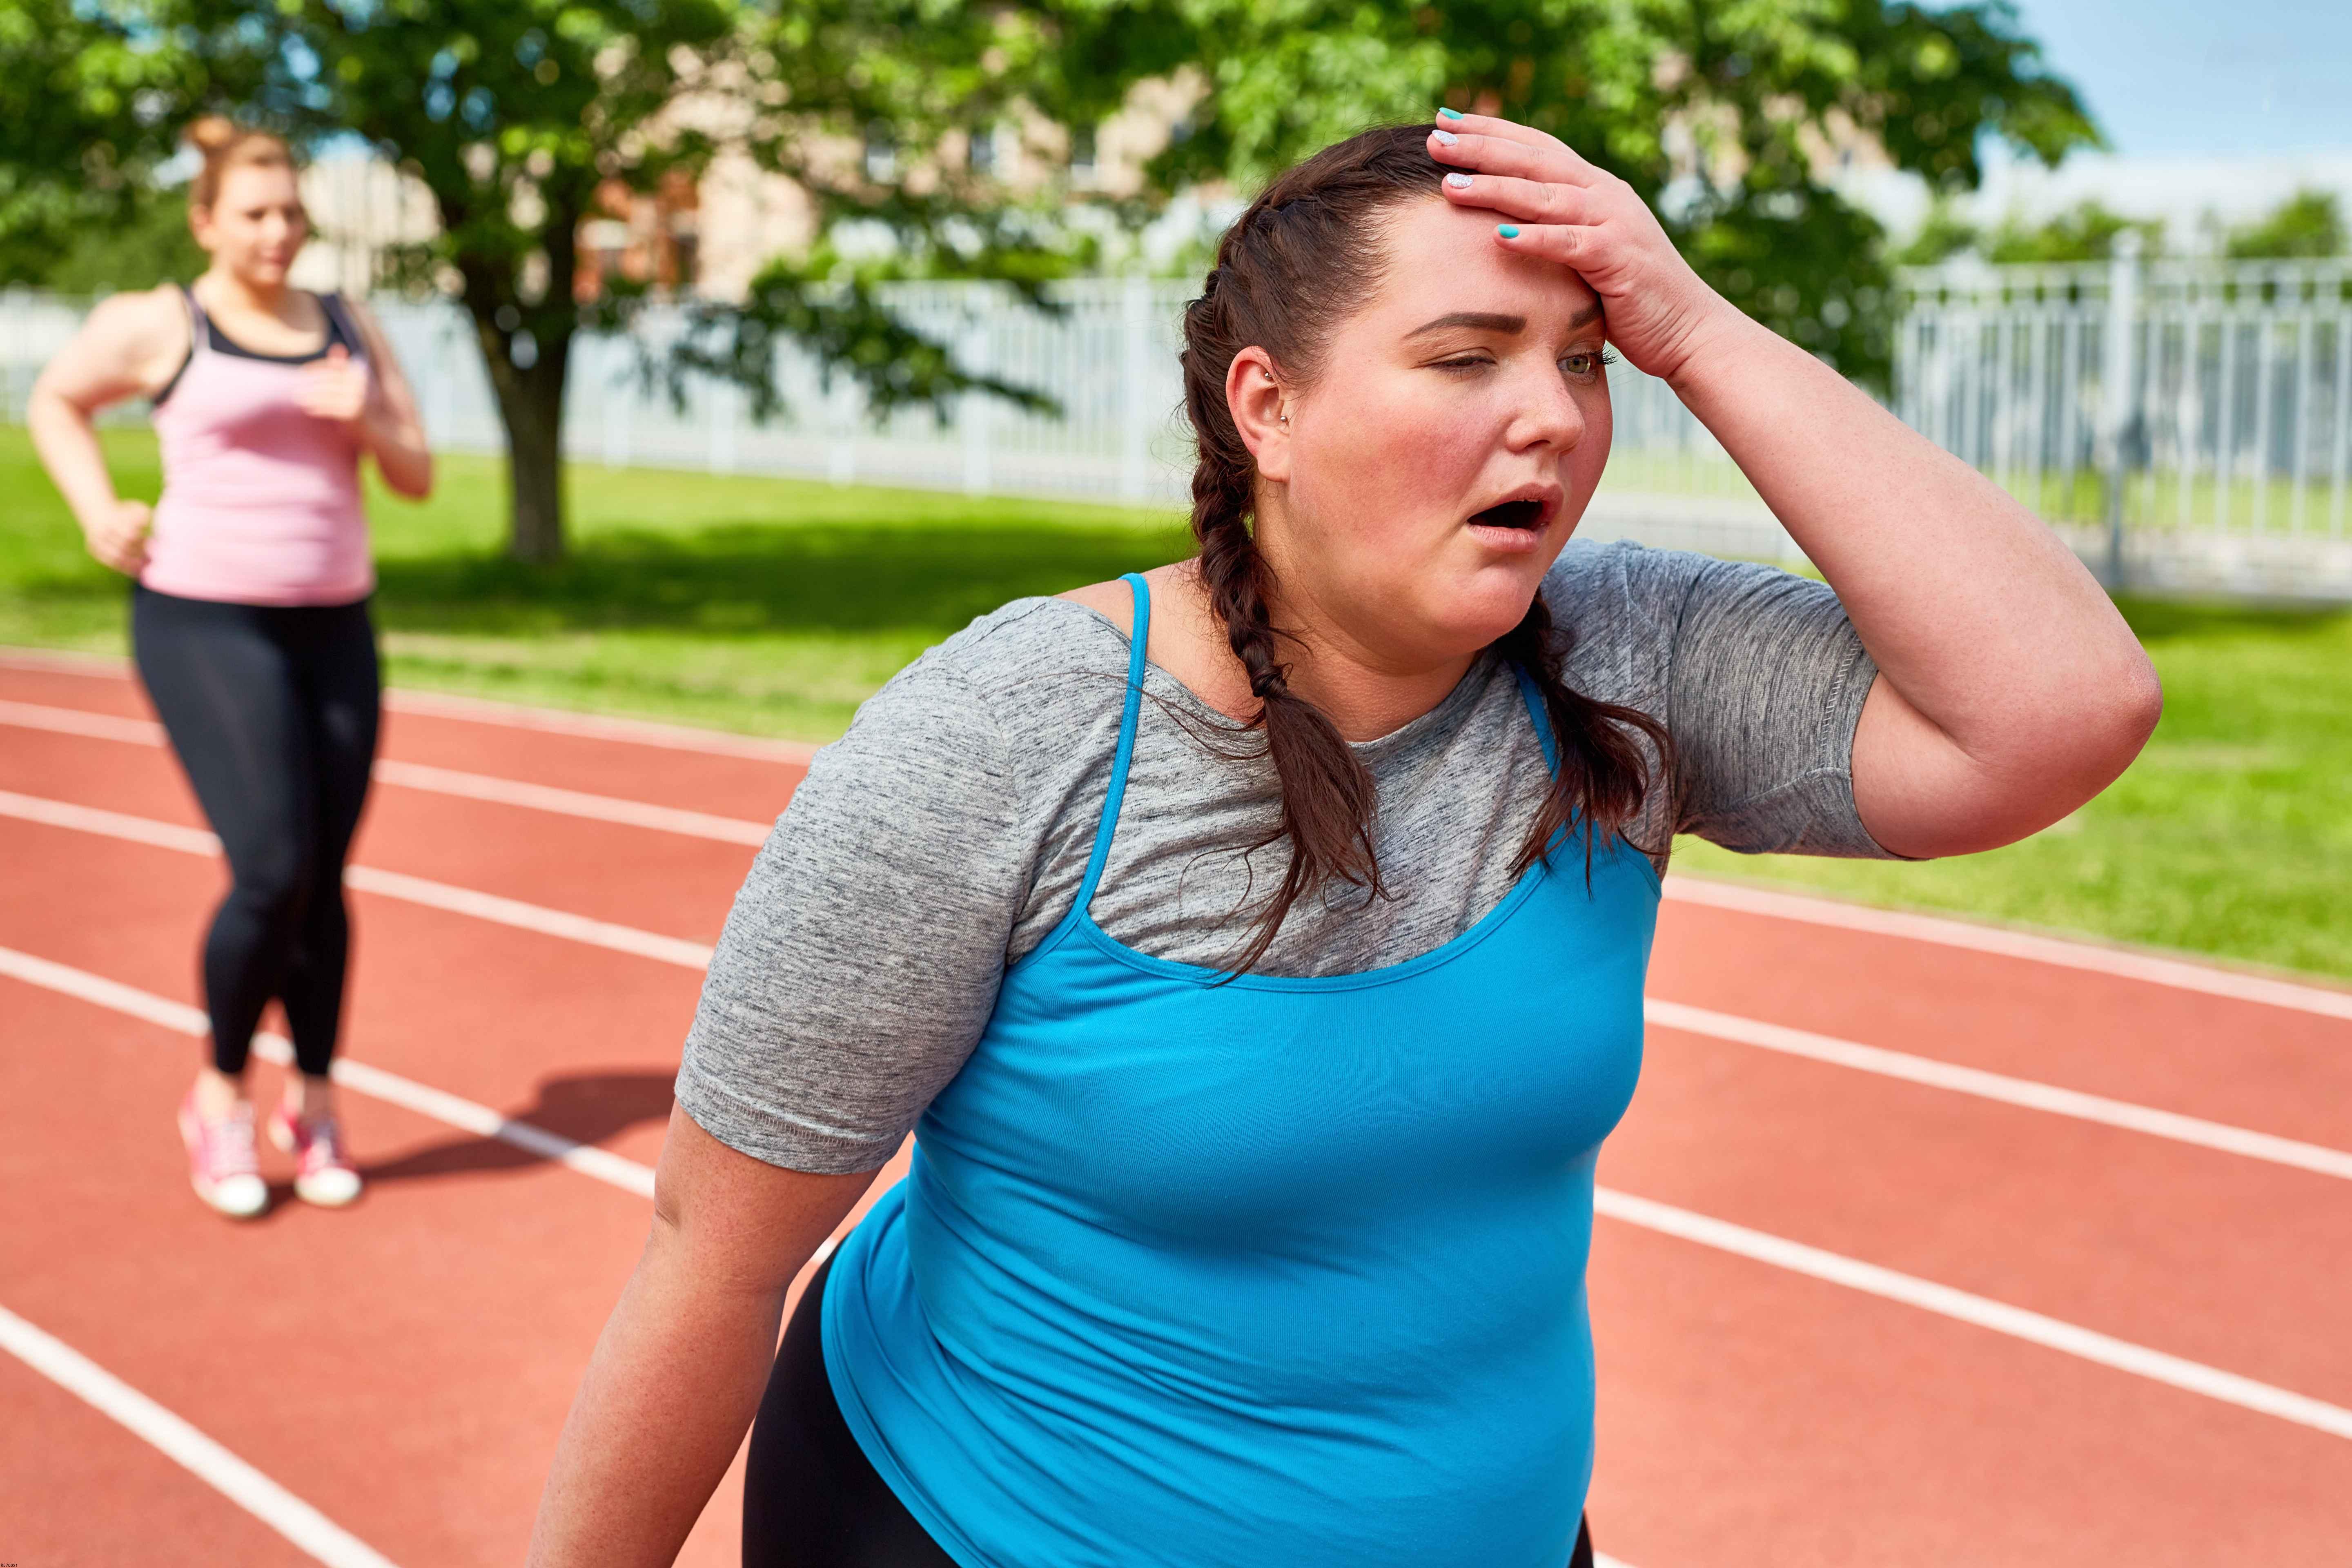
top-left (1295, 388), bottom-right (1494, 544)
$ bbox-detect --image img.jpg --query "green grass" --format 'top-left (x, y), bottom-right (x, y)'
top-left (0, 428), bottom-right (1191, 737)
top-left (1675, 594), bottom-right (2352, 982)
top-left (6, 426), bottom-right (2348, 982)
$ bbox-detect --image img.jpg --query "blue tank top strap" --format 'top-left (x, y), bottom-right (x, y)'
top-left (1512, 663), bottom-right (1561, 775)
top-left (1073, 572), bottom-right (1153, 910)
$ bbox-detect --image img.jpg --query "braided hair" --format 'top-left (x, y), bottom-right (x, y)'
top-left (1178, 124), bottom-right (1670, 974)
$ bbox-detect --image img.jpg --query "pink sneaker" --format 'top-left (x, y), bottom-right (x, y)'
top-left (178, 1089), bottom-right (267, 1218)
top-left (268, 1104), bottom-right (362, 1207)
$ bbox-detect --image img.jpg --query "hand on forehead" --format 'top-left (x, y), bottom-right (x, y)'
top-left (1348, 197), bottom-right (1606, 352)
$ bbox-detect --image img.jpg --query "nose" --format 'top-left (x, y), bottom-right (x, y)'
top-left (1503, 359), bottom-right (1587, 457)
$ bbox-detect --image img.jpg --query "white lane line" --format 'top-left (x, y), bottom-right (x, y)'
top-left (1664, 874), bottom-right (2352, 1025)
top-left (0, 647), bottom-right (815, 763)
top-left (0, 1302), bottom-right (403, 1568)
top-left (0, 698), bottom-right (775, 846)
top-left (382, 687), bottom-right (818, 764)
top-left (372, 759), bottom-right (772, 845)
top-left (0, 645), bottom-right (127, 675)
top-left (1593, 1186), bottom-right (2352, 1442)
top-left (0, 944), bottom-right (656, 1199)
top-left (0, 695), bottom-right (163, 744)
top-left (0, 789), bottom-right (717, 971)
top-left (13, 648), bottom-right (2351, 1024)
top-left (0, 787), bottom-right (218, 853)
top-left (340, 866), bottom-right (714, 969)
top-left (9, 788), bottom-right (2345, 1184)
top-left (1646, 998), bottom-right (2352, 1183)
top-left (11, 939), bottom-right (2345, 1469)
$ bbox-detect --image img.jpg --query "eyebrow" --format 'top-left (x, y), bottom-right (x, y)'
top-left (1406, 311), bottom-right (1524, 339)
top-left (1404, 302), bottom-right (1603, 340)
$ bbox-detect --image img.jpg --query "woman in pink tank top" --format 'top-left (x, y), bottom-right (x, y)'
top-left (30, 118), bottom-right (433, 1220)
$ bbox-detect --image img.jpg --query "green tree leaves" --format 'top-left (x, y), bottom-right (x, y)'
top-left (1109, 0), bottom-right (2100, 386)
top-left (0, 0), bottom-right (227, 282)
top-left (2225, 191), bottom-right (2345, 262)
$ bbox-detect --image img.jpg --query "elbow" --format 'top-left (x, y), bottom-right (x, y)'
top-left (25, 381), bottom-right (72, 430)
top-left (2071, 647), bottom-right (2163, 789)
top-left (1988, 654), bottom-right (2162, 843)
top-left (2118, 655), bottom-right (2165, 755)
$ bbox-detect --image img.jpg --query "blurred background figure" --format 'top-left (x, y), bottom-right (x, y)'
top-left (27, 117), bottom-right (432, 1218)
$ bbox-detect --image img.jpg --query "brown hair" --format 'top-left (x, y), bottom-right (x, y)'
top-left (185, 116), bottom-right (297, 213)
top-left (1180, 123), bottom-right (1671, 974)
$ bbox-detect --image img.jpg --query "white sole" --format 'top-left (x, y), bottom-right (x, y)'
top-left (190, 1180), bottom-right (268, 1219)
top-left (180, 1107), bottom-right (267, 1219)
top-left (292, 1173), bottom-right (362, 1207)
top-left (270, 1114), bottom-right (362, 1207)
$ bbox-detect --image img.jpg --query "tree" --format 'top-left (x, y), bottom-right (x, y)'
top-left (1984, 199), bottom-right (2160, 263)
top-left (38, 190), bottom-right (209, 294)
top-left (2226, 190), bottom-right (2345, 261)
top-left (1114, 0), bottom-right (2100, 386)
top-left (0, 0), bottom-right (230, 284)
top-left (8, 1), bottom-right (2098, 550)
top-left (228, 0), bottom-right (1107, 561)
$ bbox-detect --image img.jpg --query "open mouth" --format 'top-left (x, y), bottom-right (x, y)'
top-left (1467, 497), bottom-right (1547, 531)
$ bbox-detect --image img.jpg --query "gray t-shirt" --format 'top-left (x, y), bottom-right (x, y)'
top-left (679, 540), bottom-right (1891, 1174)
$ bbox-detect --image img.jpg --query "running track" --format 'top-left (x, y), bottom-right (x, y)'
top-left (3, 648), bottom-right (2348, 1567)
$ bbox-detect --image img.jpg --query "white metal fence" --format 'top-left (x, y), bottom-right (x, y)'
top-left (1898, 250), bottom-right (2352, 595)
top-left (10, 259), bottom-right (2352, 595)
top-left (353, 279), bottom-right (1795, 567)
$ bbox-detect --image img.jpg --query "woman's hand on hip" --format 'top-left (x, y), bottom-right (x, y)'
top-left (1426, 111), bottom-right (1743, 384)
top-left (296, 345), bottom-right (372, 426)
top-left (84, 498), bottom-right (151, 575)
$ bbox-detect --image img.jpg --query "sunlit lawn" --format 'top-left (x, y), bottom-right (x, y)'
top-left (5, 427), bottom-right (2348, 982)
top-left (0, 429), bottom-right (1191, 737)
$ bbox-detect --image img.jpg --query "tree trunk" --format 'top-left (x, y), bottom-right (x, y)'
top-left (474, 314), bottom-right (575, 564)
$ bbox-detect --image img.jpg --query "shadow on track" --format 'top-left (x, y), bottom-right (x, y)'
top-left (360, 1069), bottom-right (675, 1186)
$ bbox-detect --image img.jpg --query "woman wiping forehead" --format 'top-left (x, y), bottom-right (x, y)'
top-left (1073, 196), bottom-right (1621, 734)
top-left (1065, 136), bottom-right (1681, 983)
top-left (530, 120), bottom-right (2159, 1568)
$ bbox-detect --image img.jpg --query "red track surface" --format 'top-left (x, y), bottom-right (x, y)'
top-left (3, 653), bottom-right (2347, 1567)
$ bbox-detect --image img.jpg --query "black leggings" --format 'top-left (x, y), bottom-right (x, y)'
top-left (744, 1252), bottom-right (960, 1567)
top-left (742, 1254), bottom-right (1597, 1568)
top-left (131, 586), bottom-right (380, 1078)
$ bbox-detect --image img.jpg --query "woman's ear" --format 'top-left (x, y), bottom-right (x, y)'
top-left (1225, 345), bottom-right (1293, 483)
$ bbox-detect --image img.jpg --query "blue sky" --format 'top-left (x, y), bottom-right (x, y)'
top-left (2006, 0), bottom-right (2351, 156)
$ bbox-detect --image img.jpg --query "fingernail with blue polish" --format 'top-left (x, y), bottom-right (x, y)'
top-left (1444, 172), bottom-right (1473, 189)
top-left (1438, 108), bottom-right (1464, 121)
top-left (1433, 129), bottom-right (1458, 146)
top-left (1498, 225), bottom-right (1520, 239)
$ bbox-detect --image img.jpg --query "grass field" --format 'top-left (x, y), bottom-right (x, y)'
top-left (5, 427), bottom-right (2348, 983)
top-left (0, 429), bottom-right (1192, 736)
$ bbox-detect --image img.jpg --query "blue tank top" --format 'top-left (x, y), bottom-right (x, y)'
top-left (824, 573), bottom-right (1660, 1568)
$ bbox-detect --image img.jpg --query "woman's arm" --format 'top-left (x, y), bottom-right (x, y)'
top-left (27, 287), bottom-right (187, 573)
top-left (1650, 317), bottom-right (2157, 857)
top-left (528, 1107), bottom-right (876, 1567)
top-left (343, 299), bottom-right (433, 497)
top-left (299, 300), bottom-right (433, 498)
top-left (532, 640), bottom-right (1032, 1560)
top-left (1432, 114), bottom-right (2160, 857)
